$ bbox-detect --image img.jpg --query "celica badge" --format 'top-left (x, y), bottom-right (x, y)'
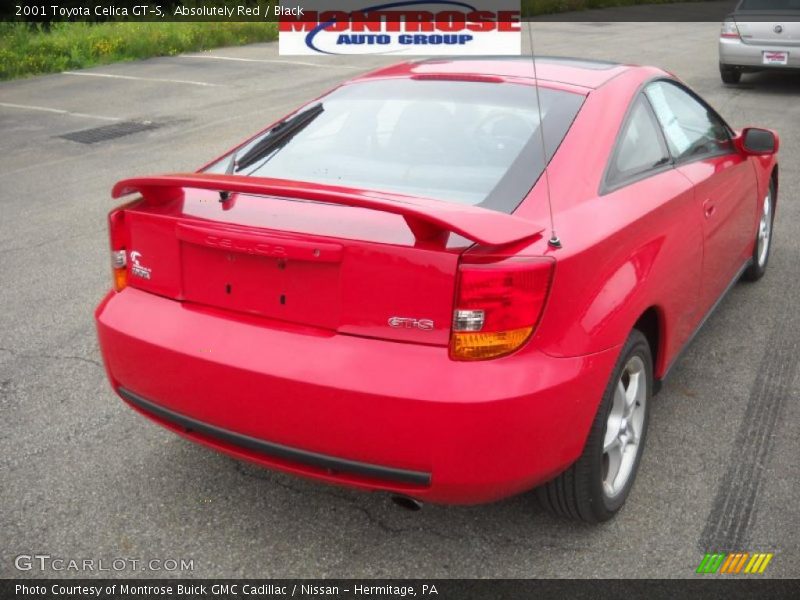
top-left (129, 251), bottom-right (152, 280)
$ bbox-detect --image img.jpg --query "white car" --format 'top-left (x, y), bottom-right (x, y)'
top-left (719, 0), bottom-right (800, 83)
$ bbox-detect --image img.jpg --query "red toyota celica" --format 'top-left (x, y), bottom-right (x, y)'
top-left (95, 57), bottom-right (779, 522)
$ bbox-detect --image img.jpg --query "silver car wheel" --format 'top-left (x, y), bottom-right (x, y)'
top-left (602, 355), bottom-right (647, 499)
top-left (757, 191), bottom-right (772, 268)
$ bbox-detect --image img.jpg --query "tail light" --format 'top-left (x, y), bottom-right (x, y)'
top-left (720, 20), bottom-right (740, 39)
top-left (450, 256), bottom-right (554, 361)
top-left (108, 206), bottom-right (128, 292)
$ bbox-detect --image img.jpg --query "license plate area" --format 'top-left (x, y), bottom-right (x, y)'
top-left (762, 51), bottom-right (789, 65)
top-left (180, 243), bottom-right (341, 328)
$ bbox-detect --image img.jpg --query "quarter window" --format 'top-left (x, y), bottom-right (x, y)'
top-left (644, 81), bottom-right (732, 161)
top-left (607, 96), bottom-right (670, 187)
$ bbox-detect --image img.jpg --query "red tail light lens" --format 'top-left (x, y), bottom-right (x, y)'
top-left (450, 257), bottom-right (554, 360)
top-left (720, 20), bottom-right (741, 39)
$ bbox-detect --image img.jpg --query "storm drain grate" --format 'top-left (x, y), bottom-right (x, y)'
top-left (59, 120), bottom-right (161, 144)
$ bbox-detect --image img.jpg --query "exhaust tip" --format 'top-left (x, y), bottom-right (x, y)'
top-left (391, 495), bottom-right (423, 511)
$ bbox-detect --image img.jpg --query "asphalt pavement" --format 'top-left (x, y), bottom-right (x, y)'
top-left (1, 20), bottom-right (799, 578)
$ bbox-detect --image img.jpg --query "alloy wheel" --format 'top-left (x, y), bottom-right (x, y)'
top-left (602, 355), bottom-right (647, 498)
top-left (757, 191), bottom-right (773, 268)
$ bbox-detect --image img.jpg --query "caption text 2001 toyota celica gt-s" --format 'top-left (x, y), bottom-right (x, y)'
top-left (95, 57), bottom-right (779, 522)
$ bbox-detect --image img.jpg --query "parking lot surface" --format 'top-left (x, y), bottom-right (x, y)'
top-left (1, 20), bottom-right (799, 578)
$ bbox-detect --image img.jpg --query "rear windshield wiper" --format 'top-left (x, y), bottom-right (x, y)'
top-left (234, 103), bottom-right (324, 173)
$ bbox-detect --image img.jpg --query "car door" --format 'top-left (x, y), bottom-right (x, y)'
top-left (601, 94), bottom-right (704, 361)
top-left (644, 80), bottom-right (757, 315)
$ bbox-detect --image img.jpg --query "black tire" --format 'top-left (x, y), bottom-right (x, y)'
top-left (742, 178), bottom-right (776, 282)
top-left (536, 330), bottom-right (652, 523)
top-left (720, 64), bottom-right (742, 84)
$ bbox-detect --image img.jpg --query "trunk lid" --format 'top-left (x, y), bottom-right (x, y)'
top-left (113, 174), bottom-right (543, 347)
top-left (736, 18), bottom-right (800, 46)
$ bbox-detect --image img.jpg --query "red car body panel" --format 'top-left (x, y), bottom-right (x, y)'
top-left (96, 287), bottom-right (619, 503)
top-left (95, 58), bottom-right (778, 504)
top-left (677, 156), bottom-right (758, 313)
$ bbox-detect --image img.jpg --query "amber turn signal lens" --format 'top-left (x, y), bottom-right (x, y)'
top-left (111, 249), bottom-right (127, 292)
top-left (450, 327), bottom-right (534, 361)
top-left (450, 256), bottom-right (554, 361)
top-left (113, 267), bottom-right (127, 292)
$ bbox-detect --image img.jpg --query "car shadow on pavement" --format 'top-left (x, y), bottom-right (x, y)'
top-left (724, 71), bottom-right (800, 95)
top-left (131, 436), bottom-right (628, 577)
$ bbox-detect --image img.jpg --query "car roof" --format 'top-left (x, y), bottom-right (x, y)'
top-left (353, 56), bottom-right (638, 91)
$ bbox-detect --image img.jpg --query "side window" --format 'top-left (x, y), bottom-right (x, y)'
top-left (644, 81), bottom-right (732, 162)
top-left (607, 95), bottom-right (670, 187)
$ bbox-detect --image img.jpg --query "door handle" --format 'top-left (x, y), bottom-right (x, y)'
top-left (703, 199), bottom-right (716, 218)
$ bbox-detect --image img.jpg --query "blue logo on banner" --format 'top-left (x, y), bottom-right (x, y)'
top-left (305, 0), bottom-right (479, 55)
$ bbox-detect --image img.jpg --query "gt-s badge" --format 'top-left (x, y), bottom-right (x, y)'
top-left (388, 316), bottom-right (434, 330)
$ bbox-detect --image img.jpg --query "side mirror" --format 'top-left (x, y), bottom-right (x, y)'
top-left (738, 127), bottom-right (779, 156)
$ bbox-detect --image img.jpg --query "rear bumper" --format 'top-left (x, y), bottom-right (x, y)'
top-left (719, 38), bottom-right (800, 69)
top-left (119, 386), bottom-right (431, 487)
top-left (96, 287), bottom-right (620, 504)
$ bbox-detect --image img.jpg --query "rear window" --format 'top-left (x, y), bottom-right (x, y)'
top-left (206, 79), bottom-right (584, 214)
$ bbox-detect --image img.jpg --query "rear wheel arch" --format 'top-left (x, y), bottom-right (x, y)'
top-left (536, 328), bottom-right (653, 522)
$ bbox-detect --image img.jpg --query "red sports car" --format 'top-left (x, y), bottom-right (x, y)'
top-left (95, 57), bottom-right (779, 522)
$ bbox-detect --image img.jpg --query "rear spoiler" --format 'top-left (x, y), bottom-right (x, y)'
top-left (112, 173), bottom-right (544, 247)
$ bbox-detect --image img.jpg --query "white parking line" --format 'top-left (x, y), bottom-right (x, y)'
top-left (0, 101), bottom-right (122, 122)
top-left (180, 54), bottom-right (362, 70)
top-left (62, 71), bottom-right (219, 87)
